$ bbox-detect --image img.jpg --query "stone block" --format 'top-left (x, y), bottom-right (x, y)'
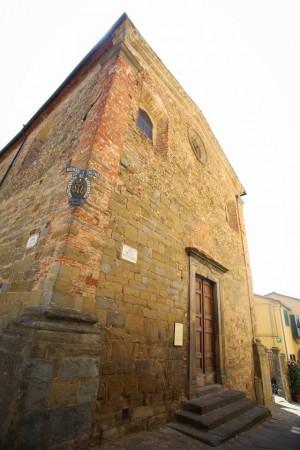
top-left (20, 357), bottom-right (53, 381)
top-left (143, 319), bottom-right (159, 339)
top-left (100, 262), bottom-right (111, 274)
top-left (118, 361), bottom-right (135, 374)
top-left (124, 223), bottom-right (138, 240)
top-left (24, 379), bottom-right (50, 411)
top-left (81, 295), bottom-right (95, 312)
top-left (51, 290), bottom-right (76, 309)
top-left (55, 276), bottom-right (73, 292)
top-left (125, 314), bottom-right (145, 335)
top-left (123, 374), bottom-right (138, 396)
top-left (108, 375), bottom-right (124, 399)
top-left (149, 345), bottom-right (166, 359)
top-left (6, 409), bottom-right (51, 449)
top-left (123, 294), bottom-right (147, 307)
top-left (143, 308), bottom-right (160, 320)
top-left (137, 231), bottom-right (147, 246)
top-left (1, 282), bottom-right (9, 293)
top-left (78, 378), bottom-right (99, 403)
top-left (95, 296), bottom-right (117, 310)
top-left (58, 357), bottom-right (100, 378)
top-left (95, 308), bottom-right (107, 325)
top-left (104, 281), bottom-right (123, 293)
top-left (48, 379), bottom-right (79, 407)
top-left (138, 374), bottom-right (156, 393)
top-left (97, 287), bottom-right (115, 300)
top-left (107, 311), bottom-right (126, 328)
top-left (132, 405), bottom-right (154, 424)
top-left (47, 403), bottom-right (92, 448)
top-left (135, 360), bottom-right (150, 374)
top-left (101, 362), bottom-right (119, 375)
top-left (127, 394), bottom-right (144, 408)
top-left (111, 341), bottom-right (134, 360)
top-left (154, 402), bottom-right (167, 415)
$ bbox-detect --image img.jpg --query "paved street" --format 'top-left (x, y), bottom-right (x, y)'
top-left (100, 396), bottom-right (300, 449)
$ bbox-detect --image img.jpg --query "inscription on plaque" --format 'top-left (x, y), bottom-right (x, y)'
top-left (174, 323), bottom-right (183, 346)
top-left (121, 244), bottom-right (138, 264)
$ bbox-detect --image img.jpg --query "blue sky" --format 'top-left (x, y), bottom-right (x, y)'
top-left (1, 0), bottom-right (300, 298)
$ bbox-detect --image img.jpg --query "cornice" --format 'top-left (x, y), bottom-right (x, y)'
top-left (186, 247), bottom-right (228, 273)
top-left (99, 41), bottom-right (142, 73)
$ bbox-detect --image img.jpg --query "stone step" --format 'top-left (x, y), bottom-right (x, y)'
top-left (169, 404), bottom-right (271, 447)
top-left (182, 389), bottom-right (245, 415)
top-left (196, 384), bottom-right (223, 397)
top-left (175, 397), bottom-right (257, 430)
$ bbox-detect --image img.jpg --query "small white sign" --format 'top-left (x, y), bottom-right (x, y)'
top-left (174, 323), bottom-right (184, 346)
top-left (121, 244), bottom-right (138, 264)
top-left (26, 233), bottom-right (39, 249)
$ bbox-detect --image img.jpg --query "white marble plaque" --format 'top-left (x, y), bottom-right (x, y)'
top-left (121, 244), bottom-right (138, 264)
top-left (174, 323), bottom-right (183, 346)
top-left (26, 233), bottom-right (39, 249)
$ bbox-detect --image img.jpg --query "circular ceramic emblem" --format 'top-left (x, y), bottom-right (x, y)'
top-left (67, 174), bottom-right (91, 206)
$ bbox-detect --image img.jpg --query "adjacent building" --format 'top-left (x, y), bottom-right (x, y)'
top-left (0, 14), bottom-right (256, 448)
top-left (254, 292), bottom-right (300, 361)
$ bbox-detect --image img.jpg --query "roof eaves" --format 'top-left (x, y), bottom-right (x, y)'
top-left (254, 293), bottom-right (292, 310)
top-left (265, 292), bottom-right (300, 302)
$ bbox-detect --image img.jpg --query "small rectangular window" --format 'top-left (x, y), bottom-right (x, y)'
top-left (283, 309), bottom-right (290, 326)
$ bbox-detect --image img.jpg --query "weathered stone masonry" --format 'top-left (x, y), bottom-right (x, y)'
top-left (0, 14), bottom-right (255, 448)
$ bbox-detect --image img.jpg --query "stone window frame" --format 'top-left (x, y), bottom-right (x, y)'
top-left (20, 138), bottom-right (44, 172)
top-left (188, 127), bottom-right (208, 164)
top-left (137, 108), bottom-right (153, 141)
top-left (225, 197), bottom-right (240, 233)
top-left (137, 84), bottom-right (169, 155)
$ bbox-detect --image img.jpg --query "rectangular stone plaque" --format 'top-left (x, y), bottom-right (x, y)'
top-left (121, 244), bottom-right (138, 264)
top-left (174, 323), bottom-right (183, 346)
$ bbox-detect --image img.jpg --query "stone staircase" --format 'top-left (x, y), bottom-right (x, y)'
top-left (168, 384), bottom-right (271, 447)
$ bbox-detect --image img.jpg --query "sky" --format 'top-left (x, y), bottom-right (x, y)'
top-left (1, 0), bottom-right (300, 298)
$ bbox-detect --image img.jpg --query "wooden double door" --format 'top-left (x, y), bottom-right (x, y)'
top-left (195, 276), bottom-right (216, 385)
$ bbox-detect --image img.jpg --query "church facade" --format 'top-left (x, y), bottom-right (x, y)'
top-left (0, 14), bottom-right (255, 448)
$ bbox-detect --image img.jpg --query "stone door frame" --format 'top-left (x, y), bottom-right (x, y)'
top-left (185, 247), bottom-right (228, 399)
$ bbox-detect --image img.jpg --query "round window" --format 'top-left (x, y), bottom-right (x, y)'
top-left (188, 128), bottom-right (207, 164)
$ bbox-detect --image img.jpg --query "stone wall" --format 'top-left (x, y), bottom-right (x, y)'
top-left (89, 21), bottom-right (256, 442)
top-left (0, 316), bottom-right (101, 449)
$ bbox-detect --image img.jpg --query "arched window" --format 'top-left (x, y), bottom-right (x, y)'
top-left (137, 109), bottom-right (153, 140)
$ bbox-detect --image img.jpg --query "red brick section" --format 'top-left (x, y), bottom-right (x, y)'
top-left (0, 46), bottom-right (127, 319)
top-left (51, 54), bottom-right (138, 313)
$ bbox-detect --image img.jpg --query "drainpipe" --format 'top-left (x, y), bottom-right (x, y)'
top-left (236, 195), bottom-right (256, 338)
top-left (279, 305), bottom-right (288, 360)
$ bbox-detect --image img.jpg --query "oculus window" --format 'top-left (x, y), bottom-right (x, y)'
top-left (188, 128), bottom-right (207, 164)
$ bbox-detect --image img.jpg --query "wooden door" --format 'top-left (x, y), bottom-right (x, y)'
top-left (195, 276), bottom-right (216, 385)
